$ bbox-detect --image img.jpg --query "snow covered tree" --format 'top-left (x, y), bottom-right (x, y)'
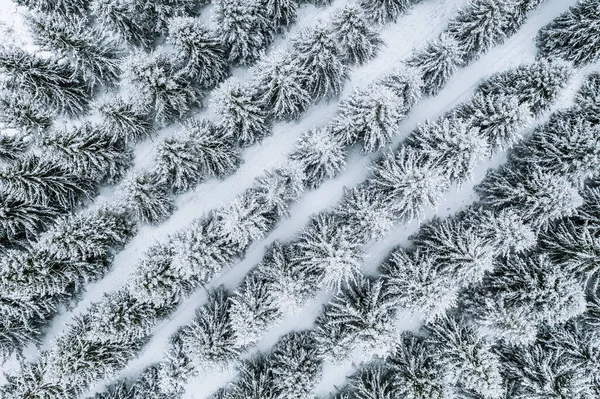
top-left (576, 72), bottom-right (600, 124)
top-left (462, 254), bottom-right (586, 345)
top-left (251, 50), bottom-right (312, 121)
top-left (377, 65), bottom-right (423, 108)
top-left (214, 0), bottom-right (275, 65)
top-left (213, 78), bottom-right (271, 147)
top-left (92, 381), bottom-right (134, 399)
top-left (345, 362), bottom-right (395, 399)
top-left (167, 17), bottom-right (229, 88)
top-left (477, 60), bottom-right (572, 115)
top-left (292, 212), bottom-right (364, 289)
top-left (15, 0), bottom-right (89, 15)
top-left (510, 111), bottom-right (600, 179)
top-left (227, 355), bottom-right (277, 399)
top-left (412, 217), bottom-right (495, 287)
top-left (96, 97), bottom-right (155, 144)
top-left (331, 5), bottom-right (383, 66)
top-left (502, 0), bottom-right (544, 36)
top-left (369, 147), bottom-right (448, 221)
top-left (388, 332), bottom-right (450, 399)
top-left (0, 91), bottom-right (53, 134)
top-left (292, 24), bottom-right (349, 101)
top-left (154, 119), bottom-right (240, 193)
top-left (314, 276), bottom-right (397, 360)
top-left (122, 50), bottom-right (202, 125)
top-left (537, 0), bottom-right (600, 67)
top-left (119, 170), bottom-right (174, 224)
top-left (407, 34), bottom-right (464, 96)
top-left (250, 164), bottom-right (304, 221)
top-left (330, 82), bottom-right (405, 152)
top-left (262, 0), bottom-right (297, 31)
top-left (336, 186), bottom-right (395, 242)
top-left (458, 92), bottom-right (531, 149)
top-left (29, 13), bottom-right (122, 90)
top-left (475, 165), bottom-right (583, 228)
top-left (0, 46), bottom-right (90, 116)
top-left (42, 123), bottom-right (133, 184)
top-left (0, 196), bottom-right (58, 245)
top-left (407, 114), bottom-right (489, 184)
top-left (359, 0), bottom-right (412, 25)
top-left (290, 127), bottom-right (346, 189)
top-left (90, 0), bottom-right (153, 47)
top-left (0, 359), bottom-right (73, 399)
top-left (0, 154), bottom-right (96, 210)
top-left (446, 0), bottom-right (515, 61)
top-left (0, 134), bottom-right (28, 162)
top-left (381, 248), bottom-right (458, 320)
top-left (425, 314), bottom-right (504, 398)
top-left (269, 331), bottom-right (322, 399)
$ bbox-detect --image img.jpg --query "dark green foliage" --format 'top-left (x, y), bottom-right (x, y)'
top-left (331, 5), bottom-right (384, 66)
top-left (96, 97), bottom-right (155, 144)
top-left (0, 196), bottom-right (58, 245)
top-left (359, 0), bottom-right (412, 25)
top-left (120, 170), bottom-right (174, 224)
top-left (537, 0), bottom-right (600, 67)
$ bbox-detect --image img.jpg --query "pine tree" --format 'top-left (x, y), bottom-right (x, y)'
top-left (0, 154), bottom-right (96, 210)
top-left (96, 97), bottom-right (155, 144)
top-left (377, 65), bottom-right (423, 108)
top-left (29, 13), bottom-right (122, 90)
top-left (167, 17), bottom-right (229, 88)
top-left (0, 196), bottom-right (58, 245)
top-left (330, 82), bottom-right (405, 152)
top-left (228, 355), bottom-right (277, 399)
top-left (446, 0), bottom-right (514, 61)
top-left (15, 0), bottom-right (89, 15)
top-left (293, 24), bottom-right (349, 101)
top-left (122, 50), bottom-right (203, 125)
top-left (90, 0), bottom-right (154, 47)
top-left (537, 0), bottom-right (600, 67)
top-left (0, 297), bottom-right (52, 359)
top-left (331, 5), bottom-right (383, 66)
top-left (154, 119), bottom-right (240, 193)
top-left (262, 0), bottom-right (297, 31)
top-left (42, 123), bottom-right (133, 184)
top-left (458, 92), bottom-right (531, 149)
top-left (0, 134), bottom-right (28, 162)
top-left (250, 164), bottom-right (304, 221)
top-left (576, 72), bottom-right (600, 124)
top-left (0, 46), bottom-right (91, 116)
top-left (0, 91), bottom-right (53, 134)
top-left (214, 0), bottom-right (275, 65)
top-left (346, 362), bottom-right (395, 399)
top-left (0, 359), bottom-right (73, 399)
top-left (213, 78), bottom-right (271, 147)
top-left (369, 148), bottom-right (448, 221)
top-left (407, 34), bottom-right (464, 96)
top-left (359, 0), bottom-right (412, 25)
top-left (119, 170), bottom-right (174, 224)
top-left (511, 111), bottom-right (600, 180)
top-left (270, 331), bottom-right (322, 399)
top-left (292, 212), bottom-right (364, 289)
top-left (477, 60), bottom-right (572, 115)
top-left (407, 115), bottom-right (489, 184)
top-left (475, 165), bottom-right (583, 228)
top-left (251, 50), bottom-right (312, 121)
top-left (290, 127), bottom-right (346, 189)
top-left (425, 314), bottom-right (504, 398)
top-left (502, 0), bottom-right (544, 36)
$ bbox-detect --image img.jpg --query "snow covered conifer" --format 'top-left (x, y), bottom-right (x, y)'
top-left (262, 0), bottom-right (297, 31)
top-left (337, 186), bottom-right (395, 242)
top-left (0, 91), bottom-right (53, 134)
top-left (228, 355), bottom-right (277, 399)
top-left (213, 78), bottom-right (271, 147)
top-left (0, 46), bottom-right (90, 116)
top-left (0, 360), bottom-right (72, 399)
top-left (407, 34), bottom-right (463, 96)
top-left (377, 65), bottom-right (423, 108)
top-left (252, 50), bottom-right (311, 121)
top-left (15, 0), bottom-right (88, 15)
top-left (576, 72), bottom-right (600, 124)
top-left (90, 0), bottom-right (153, 47)
top-left (477, 60), bottom-right (572, 115)
top-left (292, 24), bottom-right (349, 101)
top-left (359, 0), bottom-right (412, 25)
top-left (122, 50), bottom-right (202, 125)
top-left (0, 134), bottom-right (28, 162)
top-left (346, 363), bottom-right (395, 399)
top-left (119, 170), bottom-right (174, 224)
top-left (407, 115), bottom-right (488, 184)
top-left (369, 148), bottom-right (448, 221)
top-left (331, 5), bottom-right (383, 66)
top-left (446, 0), bottom-right (514, 61)
top-left (92, 380), bottom-right (134, 399)
top-left (250, 164), bottom-right (305, 221)
top-left (475, 165), bottom-right (583, 228)
top-left (29, 13), bottom-right (122, 90)
top-left (0, 196), bottom-right (58, 245)
top-left (537, 0), bottom-right (600, 67)
top-left (291, 127), bottom-right (346, 189)
top-left (167, 17), bottom-right (229, 88)
top-left (214, 0), bottom-right (274, 65)
top-left (96, 97), bottom-right (155, 144)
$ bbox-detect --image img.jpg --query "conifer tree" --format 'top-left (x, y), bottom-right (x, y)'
top-left (537, 0), bottom-right (600, 67)
top-left (119, 170), bottom-right (174, 224)
top-left (167, 17), bottom-right (229, 88)
top-left (331, 5), bottom-right (383, 66)
top-left (262, 0), bottom-right (297, 31)
top-left (0, 91), bottom-right (53, 134)
top-left (0, 359), bottom-right (72, 399)
top-left (96, 97), bottom-right (155, 144)
top-left (251, 50), bottom-right (311, 121)
top-left (345, 363), bottom-right (395, 399)
top-left (359, 0), bottom-right (412, 25)
top-left (337, 186), bottom-right (395, 242)
top-left (213, 78), bottom-right (271, 147)
top-left (0, 46), bottom-right (91, 116)
top-left (377, 65), bottom-right (423, 107)
top-left (227, 355), bottom-right (277, 399)
top-left (407, 34), bottom-right (463, 96)
top-left (29, 13), bottom-right (122, 90)
top-left (15, 0), bottom-right (89, 15)
top-left (90, 0), bottom-right (154, 47)
top-left (576, 72), bottom-right (600, 124)
top-left (0, 196), bottom-right (58, 245)
top-left (293, 24), bottom-right (349, 101)
top-left (0, 134), bottom-right (28, 162)
top-left (291, 128), bottom-right (346, 189)
top-left (92, 380), bottom-right (134, 399)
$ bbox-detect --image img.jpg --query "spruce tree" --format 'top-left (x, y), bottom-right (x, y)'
top-left (90, 0), bottom-right (154, 47)
top-left (407, 34), bottom-right (463, 96)
top-left (119, 170), bottom-right (174, 224)
top-left (377, 65), bottom-right (423, 108)
top-left (331, 5), bottom-right (383, 66)
top-left (0, 359), bottom-right (73, 399)
top-left (262, 0), bottom-right (297, 31)
top-left (337, 186), bottom-right (395, 242)
top-left (293, 24), bottom-right (349, 101)
top-left (0, 134), bottom-right (28, 162)
top-left (0, 196), bottom-right (58, 245)
top-left (213, 78), bottom-right (271, 147)
top-left (346, 363), bottom-right (395, 399)
top-left (250, 164), bottom-right (304, 221)
top-left (15, 0), bottom-right (89, 15)
top-left (359, 0), bottom-right (412, 25)
top-left (537, 0), bottom-right (600, 67)
top-left (96, 97), bottom-right (155, 144)
top-left (0, 91), bottom-right (53, 134)
top-left (227, 355), bottom-right (277, 399)
top-left (576, 72), bottom-right (600, 124)
top-left (167, 17), bottom-right (229, 88)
